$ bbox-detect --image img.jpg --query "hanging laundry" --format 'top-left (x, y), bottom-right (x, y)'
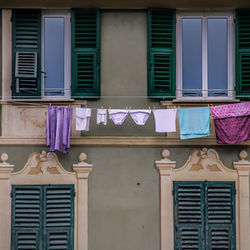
top-left (76, 108), bottom-right (92, 131)
top-left (97, 109), bottom-right (107, 125)
top-left (129, 110), bottom-right (151, 125)
top-left (153, 109), bottom-right (177, 133)
top-left (178, 107), bottom-right (210, 139)
top-left (46, 105), bottom-right (73, 154)
top-left (211, 102), bottom-right (250, 144)
top-left (108, 109), bottom-right (128, 125)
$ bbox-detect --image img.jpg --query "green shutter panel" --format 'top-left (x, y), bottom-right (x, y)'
top-left (148, 8), bottom-right (176, 98)
top-left (12, 9), bottom-right (41, 98)
top-left (174, 182), bottom-right (205, 249)
top-left (45, 185), bottom-right (74, 250)
top-left (205, 182), bottom-right (236, 249)
top-left (235, 9), bottom-right (250, 99)
top-left (71, 9), bottom-right (100, 98)
top-left (11, 186), bottom-right (42, 250)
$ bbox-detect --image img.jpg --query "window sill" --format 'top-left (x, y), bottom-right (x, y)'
top-left (172, 98), bottom-right (240, 103)
top-left (6, 99), bottom-right (87, 105)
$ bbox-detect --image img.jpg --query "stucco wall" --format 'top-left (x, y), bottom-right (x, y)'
top-left (85, 11), bottom-right (162, 137)
top-left (2, 145), bottom-right (249, 250)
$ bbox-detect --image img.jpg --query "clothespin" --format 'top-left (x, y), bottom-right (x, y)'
top-left (109, 106), bottom-right (111, 110)
top-left (153, 106), bottom-right (155, 110)
top-left (149, 106), bottom-right (151, 110)
top-left (129, 106), bottom-right (131, 109)
top-left (208, 104), bottom-right (210, 107)
top-left (174, 105), bottom-right (176, 109)
top-left (101, 106), bottom-right (103, 109)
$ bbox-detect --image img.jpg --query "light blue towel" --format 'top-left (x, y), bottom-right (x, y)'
top-left (178, 107), bottom-right (210, 139)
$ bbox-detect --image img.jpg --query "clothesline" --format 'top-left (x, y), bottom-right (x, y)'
top-left (46, 102), bottom-right (250, 154)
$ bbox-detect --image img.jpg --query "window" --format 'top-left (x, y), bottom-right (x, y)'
top-left (148, 8), bottom-right (250, 100)
top-left (176, 13), bottom-right (233, 100)
top-left (174, 181), bottom-right (236, 249)
top-left (12, 9), bottom-right (100, 99)
top-left (42, 11), bottom-right (70, 98)
top-left (11, 185), bottom-right (74, 250)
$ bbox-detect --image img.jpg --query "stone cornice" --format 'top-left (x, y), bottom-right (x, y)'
top-left (0, 136), bottom-right (249, 146)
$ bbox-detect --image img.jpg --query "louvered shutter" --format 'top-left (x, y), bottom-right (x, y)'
top-left (235, 9), bottom-right (250, 99)
top-left (71, 9), bottom-right (100, 98)
top-left (12, 9), bottom-right (41, 98)
top-left (205, 182), bottom-right (236, 249)
top-left (45, 185), bottom-right (74, 250)
top-left (148, 8), bottom-right (176, 98)
top-left (11, 186), bottom-right (42, 250)
top-left (174, 182), bottom-right (205, 249)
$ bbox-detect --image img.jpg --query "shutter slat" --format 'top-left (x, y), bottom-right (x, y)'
top-left (206, 182), bottom-right (236, 249)
top-left (235, 9), bottom-right (250, 98)
top-left (174, 182), bottom-right (203, 249)
top-left (71, 9), bottom-right (100, 97)
top-left (12, 9), bottom-right (41, 97)
top-left (148, 8), bottom-right (175, 97)
top-left (45, 186), bottom-right (74, 228)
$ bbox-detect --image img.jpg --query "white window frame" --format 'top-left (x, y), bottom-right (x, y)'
top-left (41, 10), bottom-right (71, 100)
top-left (176, 12), bottom-right (234, 101)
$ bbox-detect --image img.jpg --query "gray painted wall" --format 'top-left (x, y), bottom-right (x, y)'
top-left (85, 11), bottom-right (162, 137)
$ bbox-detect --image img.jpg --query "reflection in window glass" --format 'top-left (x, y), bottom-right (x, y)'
top-left (208, 18), bottom-right (228, 96)
top-left (182, 18), bottom-right (202, 96)
top-left (44, 17), bottom-right (65, 96)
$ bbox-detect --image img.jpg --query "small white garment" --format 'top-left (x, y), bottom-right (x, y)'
top-left (76, 108), bottom-right (92, 131)
top-left (97, 109), bottom-right (107, 125)
top-left (129, 110), bottom-right (151, 125)
top-left (108, 109), bottom-right (128, 125)
top-left (153, 109), bottom-right (177, 133)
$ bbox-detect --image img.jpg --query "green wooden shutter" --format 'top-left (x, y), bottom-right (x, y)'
top-left (205, 182), bottom-right (236, 249)
top-left (174, 182), bottom-right (204, 249)
top-left (71, 9), bottom-right (100, 98)
top-left (235, 9), bottom-right (250, 99)
top-left (148, 8), bottom-right (176, 98)
top-left (12, 9), bottom-right (41, 98)
top-left (11, 185), bottom-right (74, 250)
top-left (174, 182), bottom-right (236, 250)
top-left (45, 185), bottom-right (74, 250)
top-left (11, 186), bottom-right (42, 250)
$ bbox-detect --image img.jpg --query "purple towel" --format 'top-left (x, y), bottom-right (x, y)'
top-left (46, 105), bottom-right (73, 153)
top-left (211, 102), bottom-right (250, 144)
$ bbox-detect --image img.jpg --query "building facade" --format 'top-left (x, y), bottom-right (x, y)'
top-left (0, 0), bottom-right (249, 249)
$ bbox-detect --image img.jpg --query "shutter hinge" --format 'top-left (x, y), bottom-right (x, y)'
top-left (235, 189), bottom-right (237, 195)
top-left (10, 191), bottom-right (13, 198)
top-left (73, 191), bottom-right (76, 197)
top-left (10, 16), bottom-right (13, 22)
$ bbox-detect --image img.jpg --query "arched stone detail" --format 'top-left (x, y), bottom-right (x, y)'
top-left (0, 151), bottom-right (93, 250)
top-left (156, 148), bottom-right (250, 250)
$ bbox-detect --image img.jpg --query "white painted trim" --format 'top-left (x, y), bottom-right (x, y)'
top-left (0, 151), bottom-right (92, 250)
top-left (41, 10), bottom-right (71, 99)
top-left (176, 12), bottom-right (234, 100)
top-left (156, 148), bottom-right (250, 250)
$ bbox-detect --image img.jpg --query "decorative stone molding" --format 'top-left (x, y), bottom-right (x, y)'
top-left (72, 152), bottom-right (93, 250)
top-left (73, 152), bottom-right (93, 179)
top-left (233, 151), bottom-right (250, 250)
top-left (0, 153), bottom-right (14, 179)
top-left (156, 148), bottom-right (250, 250)
top-left (0, 151), bottom-right (93, 250)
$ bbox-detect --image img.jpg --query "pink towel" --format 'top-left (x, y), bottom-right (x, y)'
top-left (211, 102), bottom-right (250, 144)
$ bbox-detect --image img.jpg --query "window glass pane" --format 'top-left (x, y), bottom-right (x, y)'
top-left (208, 18), bottom-right (228, 96)
top-left (44, 17), bottom-right (64, 96)
top-left (182, 18), bottom-right (202, 96)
